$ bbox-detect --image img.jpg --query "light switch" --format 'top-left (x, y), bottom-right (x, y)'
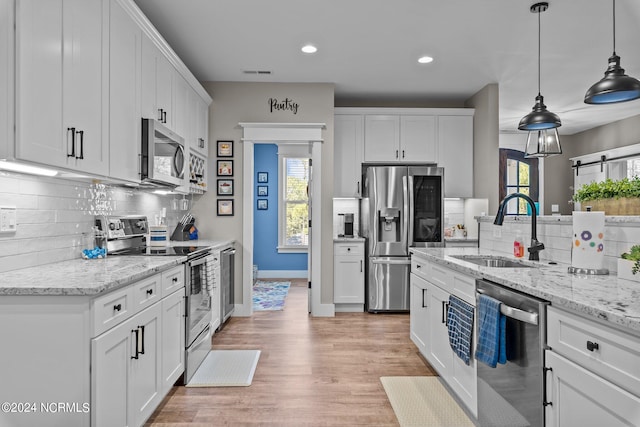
top-left (0, 206), bottom-right (17, 233)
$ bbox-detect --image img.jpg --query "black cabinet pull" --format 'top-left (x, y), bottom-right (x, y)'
top-left (113, 304), bottom-right (122, 312)
top-left (441, 301), bottom-right (447, 323)
top-left (158, 108), bottom-right (163, 122)
top-left (543, 366), bottom-right (553, 407)
top-left (357, 181), bottom-right (360, 195)
top-left (360, 260), bottom-right (363, 272)
top-left (76, 130), bottom-right (84, 159)
top-left (402, 150), bottom-right (405, 158)
top-left (395, 149), bottom-right (399, 159)
top-left (139, 325), bottom-right (145, 355)
top-left (416, 264), bottom-right (422, 269)
top-left (347, 247), bottom-right (351, 252)
top-left (172, 277), bottom-right (178, 283)
top-left (199, 138), bottom-right (205, 148)
top-left (146, 289), bottom-right (153, 296)
top-left (162, 110), bottom-right (167, 123)
top-left (587, 341), bottom-right (599, 352)
top-left (131, 329), bottom-right (139, 359)
top-left (67, 127), bottom-right (76, 157)
top-left (422, 289), bottom-right (427, 308)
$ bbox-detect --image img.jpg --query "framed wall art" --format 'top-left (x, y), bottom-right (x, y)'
top-left (257, 185), bottom-right (268, 196)
top-left (217, 160), bottom-right (233, 176)
top-left (257, 199), bottom-right (268, 210)
top-left (217, 140), bottom-right (233, 157)
top-left (217, 199), bottom-right (234, 216)
top-left (217, 179), bottom-right (234, 196)
top-left (257, 172), bottom-right (268, 183)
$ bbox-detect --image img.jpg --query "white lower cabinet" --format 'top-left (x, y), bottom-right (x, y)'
top-left (92, 302), bottom-right (162, 427)
top-left (334, 241), bottom-right (365, 312)
top-left (545, 306), bottom-right (640, 426)
top-left (409, 255), bottom-right (477, 417)
top-left (545, 350), bottom-right (640, 427)
top-left (161, 288), bottom-right (185, 395)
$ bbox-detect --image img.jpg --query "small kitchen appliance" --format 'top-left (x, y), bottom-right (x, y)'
top-left (338, 213), bottom-right (355, 237)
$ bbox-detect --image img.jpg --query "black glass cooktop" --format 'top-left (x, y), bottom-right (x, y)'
top-left (110, 246), bottom-right (210, 256)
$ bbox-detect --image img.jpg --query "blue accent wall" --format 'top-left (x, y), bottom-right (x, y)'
top-left (253, 144), bottom-right (307, 271)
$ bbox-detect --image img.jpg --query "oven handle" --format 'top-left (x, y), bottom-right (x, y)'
top-left (188, 255), bottom-right (209, 268)
top-left (477, 289), bottom-right (539, 325)
top-left (222, 248), bottom-right (236, 255)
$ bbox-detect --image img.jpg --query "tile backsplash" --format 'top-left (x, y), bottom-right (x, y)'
top-left (478, 216), bottom-right (640, 273)
top-left (0, 171), bottom-right (192, 273)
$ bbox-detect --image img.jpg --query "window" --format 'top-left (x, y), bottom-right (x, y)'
top-left (499, 149), bottom-right (539, 215)
top-left (278, 156), bottom-right (309, 251)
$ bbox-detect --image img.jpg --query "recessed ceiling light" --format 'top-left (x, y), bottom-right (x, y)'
top-left (418, 56), bottom-right (434, 64)
top-left (301, 44), bottom-right (318, 54)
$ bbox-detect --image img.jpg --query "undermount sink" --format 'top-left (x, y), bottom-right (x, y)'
top-left (450, 255), bottom-right (535, 268)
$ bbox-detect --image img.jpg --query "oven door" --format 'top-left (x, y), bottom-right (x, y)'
top-left (186, 255), bottom-right (212, 346)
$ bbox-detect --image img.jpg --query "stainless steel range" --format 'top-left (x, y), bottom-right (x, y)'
top-left (96, 215), bottom-right (213, 384)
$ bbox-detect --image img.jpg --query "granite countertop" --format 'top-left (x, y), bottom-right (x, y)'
top-left (410, 247), bottom-right (640, 335)
top-left (0, 239), bottom-right (234, 297)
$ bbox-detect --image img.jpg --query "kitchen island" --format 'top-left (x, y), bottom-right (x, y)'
top-left (410, 247), bottom-right (640, 427)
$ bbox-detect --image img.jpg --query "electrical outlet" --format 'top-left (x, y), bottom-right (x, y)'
top-left (0, 206), bottom-right (17, 233)
top-left (492, 225), bottom-right (502, 238)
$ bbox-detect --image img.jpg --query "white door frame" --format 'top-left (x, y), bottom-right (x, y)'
top-left (236, 123), bottom-right (329, 317)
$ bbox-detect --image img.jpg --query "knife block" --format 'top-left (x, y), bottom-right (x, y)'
top-left (171, 219), bottom-right (195, 241)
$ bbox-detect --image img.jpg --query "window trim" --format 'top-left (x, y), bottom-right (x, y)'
top-left (499, 148), bottom-right (539, 216)
top-left (277, 153), bottom-right (310, 253)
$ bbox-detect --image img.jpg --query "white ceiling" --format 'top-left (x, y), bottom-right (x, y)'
top-left (134, 0), bottom-right (640, 136)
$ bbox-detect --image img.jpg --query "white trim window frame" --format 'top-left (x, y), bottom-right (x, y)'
top-left (277, 146), bottom-right (310, 253)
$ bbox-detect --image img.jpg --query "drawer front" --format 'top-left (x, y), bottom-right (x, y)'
top-left (162, 265), bottom-right (185, 297)
top-left (547, 306), bottom-right (640, 396)
top-left (92, 286), bottom-right (133, 337)
top-left (452, 272), bottom-right (475, 305)
top-left (334, 243), bottom-right (363, 256)
top-left (411, 257), bottom-right (430, 282)
top-left (429, 262), bottom-right (452, 292)
top-left (133, 274), bottom-right (161, 312)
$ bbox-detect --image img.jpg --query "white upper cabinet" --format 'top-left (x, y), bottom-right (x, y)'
top-left (438, 115), bottom-right (473, 197)
top-left (191, 94), bottom-right (209, 157)
top-left (16, 0), bottom-right (108, 175)
top-left (141, 34), bottom-right (175, 130)
top-left (334, 115), bottom-right (363, 197)
top-left (172, 73), bottom-right (189, 140)
top-left (400, 115), bottom-right (437, 162)
top-left (109, 0), bottom-right (141, 182)
top-left (364, 115), bottom-right (400, 162)
top-left (0, 0), bottom-right (11, 153)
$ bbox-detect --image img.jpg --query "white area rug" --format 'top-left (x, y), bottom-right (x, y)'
top-left (186, 350), bottom-right (261, 387)
top-left (380, 376), bottom-right (474, 427)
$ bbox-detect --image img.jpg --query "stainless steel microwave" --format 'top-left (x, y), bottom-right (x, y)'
top-left (141, 118), bottom-right (185, 187)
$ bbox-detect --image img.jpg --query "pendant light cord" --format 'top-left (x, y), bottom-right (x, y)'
top-left (612, 0), bottom-right (616, 54)
top-left (537, 7), bottom-right (541, 96)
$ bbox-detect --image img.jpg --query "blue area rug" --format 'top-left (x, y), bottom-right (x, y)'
top-left (253, 281), bottom-right (291, 311)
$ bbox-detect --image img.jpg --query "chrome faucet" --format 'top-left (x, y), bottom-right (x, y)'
top-left (494, 193), bottom-right (545, 261)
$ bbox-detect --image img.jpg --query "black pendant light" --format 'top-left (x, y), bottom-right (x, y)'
top-left (518, 2), bottom-right (562, 133)
top-left (584, 0), bottom-right (640, 104)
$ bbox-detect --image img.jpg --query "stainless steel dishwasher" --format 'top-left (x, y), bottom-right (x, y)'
top-left (218, 245), bottom-right (236, 330)
top-left (476, 279), bottom-right (549, 427)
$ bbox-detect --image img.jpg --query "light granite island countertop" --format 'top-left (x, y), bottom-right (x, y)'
top-left (410, 247), bottom-right (640, 335)
top-left (0, 239), bottom-right (234, 296)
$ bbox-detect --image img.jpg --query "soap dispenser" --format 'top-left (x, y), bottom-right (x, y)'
top-left (514, 231), bottom-right (524, 258)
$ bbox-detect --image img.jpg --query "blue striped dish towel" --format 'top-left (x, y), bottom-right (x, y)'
top-left (446, 295), bottom-right (475, 365)
top-left (475, 294), bottom-right (507, 368)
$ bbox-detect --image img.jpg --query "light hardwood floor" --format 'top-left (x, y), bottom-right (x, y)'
top-left (146, 279), bottom-right (435, 426)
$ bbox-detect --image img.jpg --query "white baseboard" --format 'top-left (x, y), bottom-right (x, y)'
top-left (257, 270), bottom-right (308, 279)
top-left (335, 303), bottom-right (364, 313)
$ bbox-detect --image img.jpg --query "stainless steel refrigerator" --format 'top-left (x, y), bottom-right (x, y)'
top-left (361, 165), bottom-right (444, 312)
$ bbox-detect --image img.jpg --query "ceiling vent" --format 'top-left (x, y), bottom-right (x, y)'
top-left (243, 70), bottom-right (273, 75)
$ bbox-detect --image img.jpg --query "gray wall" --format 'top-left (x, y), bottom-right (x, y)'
top-left (192, 82), bottom-right (335, 304)
top-left (544, 114), bottom-right (640, 214)
top-left (465, 84), bottom-right (500, 214)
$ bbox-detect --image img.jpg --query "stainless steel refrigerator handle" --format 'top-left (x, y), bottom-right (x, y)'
top-left (405, 175), bottom-right (413, 247)
top-left (370, 259), bottom-right (412, 265)
top-left (476, 289), bottom-right (539, 325)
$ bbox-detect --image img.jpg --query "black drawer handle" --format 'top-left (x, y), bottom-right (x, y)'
top-left (172, 277), bottom-right (178, 283)
top-left (113, 304), bottom-right (122, 312)
top-left (347, 248), bottom-right (351, 252)
top-left (146, 289), bottom-right (153, 296)
top-left (587, 341), bottom-right (599, 352)
top-left (131, 329), bottom-right (139, 359)
top-left (416, 264), bottom-right (422, 269)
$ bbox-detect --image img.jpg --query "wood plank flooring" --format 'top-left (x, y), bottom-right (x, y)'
top-left (146, 279), bottom-right (435, 426)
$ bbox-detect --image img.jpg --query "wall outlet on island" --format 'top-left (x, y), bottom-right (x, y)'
top-left (492, 226), bottom-right (502, 238)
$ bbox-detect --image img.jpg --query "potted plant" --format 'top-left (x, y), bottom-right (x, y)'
top-left (618, 245), bottom-right (640, 282)
top-left (573, 177), bottom-right (640, 215)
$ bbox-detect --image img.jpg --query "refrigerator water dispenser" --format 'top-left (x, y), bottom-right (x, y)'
top-left (378, 208), bottom-right (400, 242)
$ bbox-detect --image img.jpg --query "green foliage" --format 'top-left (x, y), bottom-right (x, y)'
top-left (621, 245), bottom-right (640, 275)
top-left (573, 177), bottom-right (640, 202)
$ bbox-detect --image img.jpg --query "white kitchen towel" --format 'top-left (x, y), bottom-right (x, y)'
top-left (204, 254), bottom-right (215, 296)
top-left (571, 211), bottom-right (605, 270)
